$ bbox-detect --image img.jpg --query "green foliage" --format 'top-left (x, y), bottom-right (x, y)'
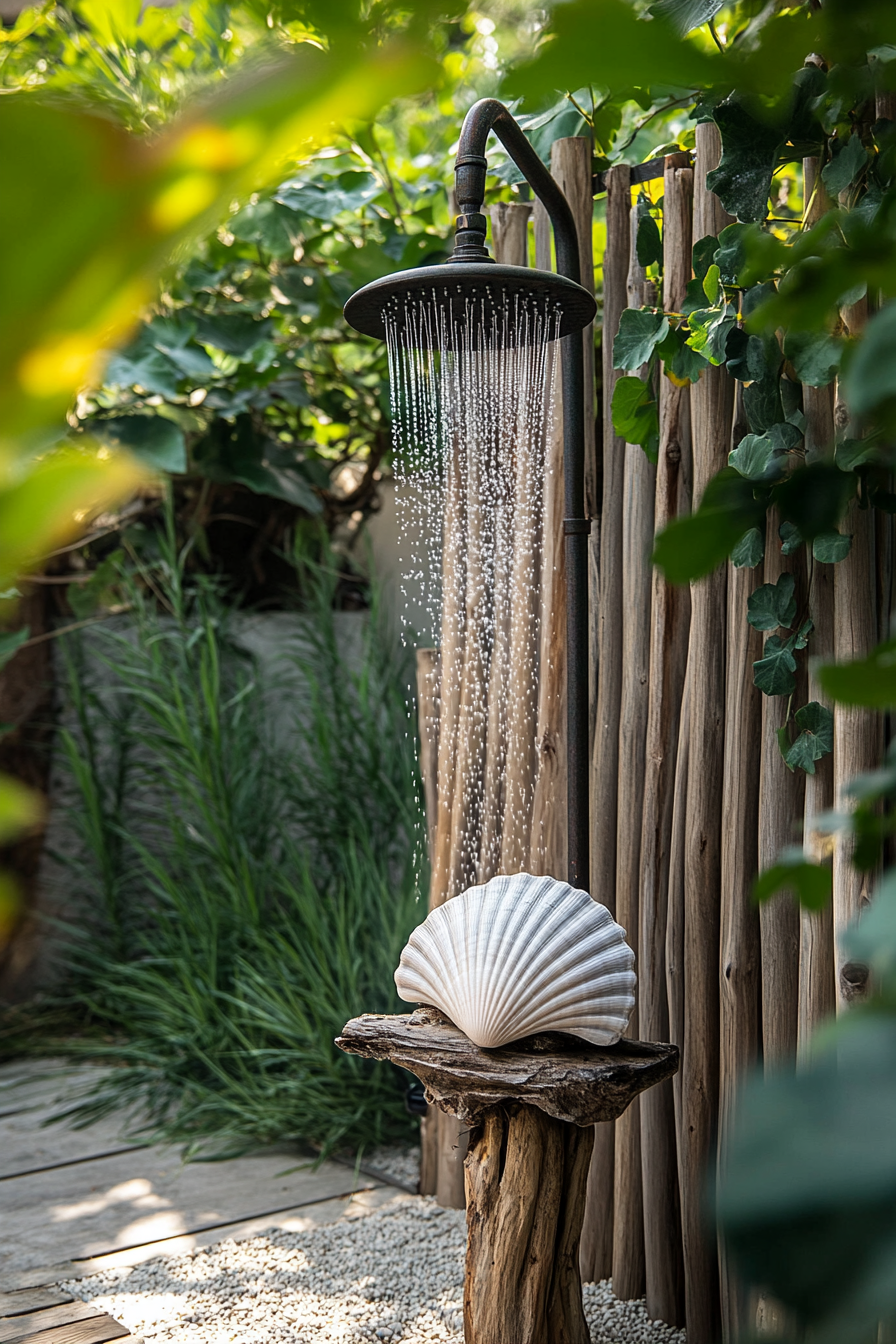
top-left (753, 634), bottom-right (798, 697)
top-left (611, 375), bottom-right (660, 460)
top-left (753, 846), bottom-right (832, 911)
top-left (730, 525), bottom-right (764, 569)
top-left (718, 1014), bottom-right (896, 1344)
top-left (613, 308), bottom-right (669, 372)
top-left (0, 0), bottom-right (450, 867)
top-left (746, 572), bottom-right (796, 631)
top-left (782, 700), bottom-right (834, 775)
top-left (47, 526), bottom-right (424, 1156)
top-left (80, 141), bottom-right (452, 507)
top-left (819, 637), bottom-right (896, 709)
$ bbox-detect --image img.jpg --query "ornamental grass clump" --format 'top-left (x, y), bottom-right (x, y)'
top-left (48, 520), bottom-right (424, 1157)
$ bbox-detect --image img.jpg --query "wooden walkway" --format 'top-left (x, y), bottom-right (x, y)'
top-left (0, 1061), bottom-right (411, 1344)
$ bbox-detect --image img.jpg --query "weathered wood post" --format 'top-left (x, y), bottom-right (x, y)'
top-left (337, 1009), bottom-right (678, 1344)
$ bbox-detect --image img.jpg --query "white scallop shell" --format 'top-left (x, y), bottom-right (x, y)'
top-left (394, 872), bottom-right (636, 1049)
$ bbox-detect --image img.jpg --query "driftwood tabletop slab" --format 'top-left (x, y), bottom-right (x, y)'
top-left (336, 1007), bottom-right (679, 1126)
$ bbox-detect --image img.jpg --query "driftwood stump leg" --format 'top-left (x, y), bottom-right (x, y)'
top-left (463, 1105), bottom-right (594, 1344)
top-left (336, 1012), bottom-right (679, 1344)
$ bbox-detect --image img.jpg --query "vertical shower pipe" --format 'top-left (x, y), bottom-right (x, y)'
top-left (452, 98), bottom-right (589, 889)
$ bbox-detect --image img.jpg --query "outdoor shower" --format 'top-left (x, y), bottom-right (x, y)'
top-left (344, 97), bottom-right (596, 890)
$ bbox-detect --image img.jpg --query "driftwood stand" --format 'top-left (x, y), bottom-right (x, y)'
top-left (336, 1007), bottom-right (679, 1344)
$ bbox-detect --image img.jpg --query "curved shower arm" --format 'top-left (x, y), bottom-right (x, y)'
top-left (452, 98), bottom-right (581, 285)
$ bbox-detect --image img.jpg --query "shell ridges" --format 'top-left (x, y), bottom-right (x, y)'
top-left (394, 872), bottom-right (636, 1049)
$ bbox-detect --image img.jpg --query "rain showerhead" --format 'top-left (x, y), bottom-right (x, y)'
top-left (343, 261), bottom-right (595, 347)
top-left (343, 98), bottom-right (596, 349)
top-left (343, 96), bottom-right (595, 894)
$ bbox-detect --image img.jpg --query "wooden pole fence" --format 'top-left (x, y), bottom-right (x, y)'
top-left (408, 137), bottom-right (886, 1341)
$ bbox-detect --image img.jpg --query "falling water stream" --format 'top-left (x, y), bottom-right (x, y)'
top-left (385, 288), bottom-right (562, 892)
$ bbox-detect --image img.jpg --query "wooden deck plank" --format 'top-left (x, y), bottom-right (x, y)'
top-left (0, 1274), bottom-right (78, 1299)
top-left (0, 1289), bottom-right (74, 1319)
top-left (0, 1072), bottom-right (109, 1123)
top-left (0, 1300), bottom-right (106, 1342)
top-left (0, 1065), bottom-right (146, 1182)
top-left (3, 1186), bottom-right (404, 1293)
top-left (1, 1313), bottom-right (129, 1344)
top-left (0, 1145), bottom-right (378, 1277)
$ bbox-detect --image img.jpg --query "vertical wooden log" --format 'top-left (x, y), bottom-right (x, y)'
top-left (832, 491), bottom-right (880, 1011)
top-left (416, 647), bottom-right (441, 1197)
top-left (581, 162), bottom-right (630, 1284)
top-left (666, 673), bottom-right (690, 1134)
top-left (799, 159), bottom-right (836, 1054)
top-left (432, 478), bottom-right (471, 1201)
top-left (529, 182), bottom-right (567, 879)
top-left (638, 154), bottom-right (692, 1327)
top-left (479, 203), bottom-right (532, 879)
top-left (431, 449), bottom-right (466, 910)
top-left (611, 208), bottom-right (655, 1304)
top-left (447, 441), bottom-right (491, 899)
top-left (680, 119), bottom-right (733, 1344)
top-left (436, 1108), bottom-right (467, 1209)
top-left (591, 162), bottom-right (631, 908)
top-left (831, 282), bottom-right (883, 1011)
top-left (416, 648), bottom-right (441, 870)
top-left (528, 138), bottom-right (593, 882)
top-left (800, 539), bottom-right (836, 1049)
top-left (758, 514), bottom-right (806, 1070)
top-left (718, 391), bottom-right (763, 1343)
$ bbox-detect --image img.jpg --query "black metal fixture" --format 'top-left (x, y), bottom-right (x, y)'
top-left (344, 97), bottom-right (595, 892)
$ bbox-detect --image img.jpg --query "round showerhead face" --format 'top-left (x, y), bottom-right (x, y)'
top-left (343, 261), bottom-right (596, 347)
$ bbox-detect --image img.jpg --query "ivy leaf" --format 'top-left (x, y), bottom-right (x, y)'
top-left (729, 432), bottom-right (786, 483)
top-left (613, 309), bottom-right (670, 372)
top-left (726, 330), bottom-right (778, 383)
top-left (228, 199), bottom-right (301, 258)
top-left (840, 302), bottom-right (896, 418)
top-left (783, 330), bottom-right (845, 387)
top-left (818, 638), bottom-right (896, 709)
top-left (93, 415), bottom-right (187, 474)
top-left (754, 633), bottom-right (798, 696)
top-left (835, 438), bottom-right (881, 471)
top-left (0, 628), bottom-right (29, 672)
top-left (703, 263), bottom-right (723, 305)
top-left (753, 846), bottom-right (832, 910)
top-left (653, 467), bottom-right (763, 582)
top-left (275, 170), bottom-right (380, 220)
top-left (687, 304), bottom-right (737, 365)
top-left (714, 222), bottom-right (756, 284)
top-left (657, 325), bottom-right (708, 384)
top-left (668, 339), bottom-right (708, 385)
top-left (774, 462), bottom-right (856, 542)
top-left (647, 0), bottom-right (724, 36)
top-left (743, 371), bottom-right (785, 433)
top-left (611, 375), bottom-right (659, 459)
top-left (784, 702), bottom-right (834, 775)
top-left (793, 618), bottom-right (814, 651)
top-left (779, 520), bottom-right (803, 555)
top-left (692, 235), bottom-right (719, 283)
top-left (707, 98), bottom-right (784, 222)
top-left (821, 132), bottom-right (869, 197)
top-left (731, 526), bottom-right (764, 569)
top-left (747, 572), bottom-right (796, 631)
top-left (812, 530), bottom-right (852, 563)
top-left (105, 346), bottom-right (182, 398)
top-left (636, 197), bottom-right (663, 269)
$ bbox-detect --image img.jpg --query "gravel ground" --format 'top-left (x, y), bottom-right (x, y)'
top-left (361, 1145), bottom-right (421, 1190)
top-left (63, 1197), bottom-right (686, 1344)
